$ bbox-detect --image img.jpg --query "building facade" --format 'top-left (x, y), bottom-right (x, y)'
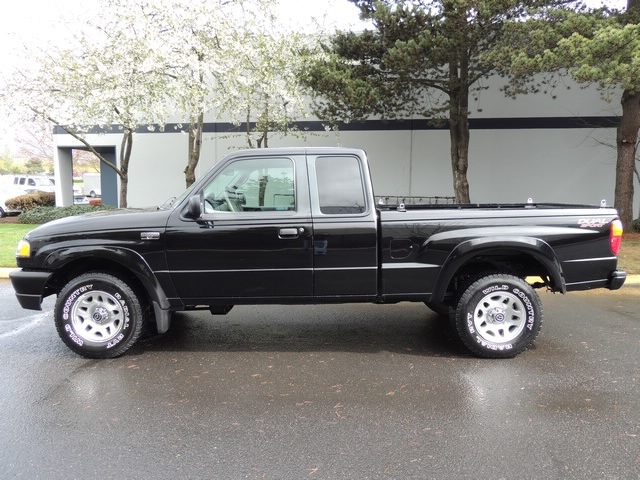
top-left (52, 78), bottom-right (630, 214)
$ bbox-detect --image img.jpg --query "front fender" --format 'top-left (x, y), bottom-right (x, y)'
top-left (429, 236), bottom-right (565, 303)
top-left (42, 246), bottom-right (173, 311)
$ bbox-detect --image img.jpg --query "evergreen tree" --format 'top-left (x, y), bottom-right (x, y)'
top-left (305, 0), bottom-right (590, 203)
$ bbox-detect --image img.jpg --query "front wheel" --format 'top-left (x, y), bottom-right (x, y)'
top-left (54, 272), bottom-right (145, 359)
top-left (454, 274), bottom-right (542, 358)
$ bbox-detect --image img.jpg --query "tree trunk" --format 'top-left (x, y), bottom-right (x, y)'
top-left (449, 56), bottom-right (471, 204)
top-left (185, 112), bottom-right (204, 188)
top-left (119, 128), bottom-right (133, 208)
top-left (615, 89), bottom-right (640, 228)
top-left (256, 98), bottom-right (269, 148)
top-left (256, 131), bottom-right (267, 148)
top-left (246, 107), bottom-right (254, 148)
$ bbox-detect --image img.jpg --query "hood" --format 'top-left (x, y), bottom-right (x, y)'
top-left (25, 208), bottom-right (172, 240)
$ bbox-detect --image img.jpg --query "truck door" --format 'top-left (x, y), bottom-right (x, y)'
top-left (165, 154), bottom-right (313, 303)
top-left (307, 154), bottom-right (378, 298)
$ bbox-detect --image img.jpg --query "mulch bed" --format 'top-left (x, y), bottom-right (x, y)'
top-left (0, 216), bottom-right (20, 224)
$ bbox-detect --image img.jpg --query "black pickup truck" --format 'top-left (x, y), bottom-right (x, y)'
top-left (10, 147), bottom-right (626, 359)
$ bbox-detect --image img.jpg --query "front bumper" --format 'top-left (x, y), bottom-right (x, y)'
top-left (9, 269), bottom-right (53, 310)
top-left (608, 270), bottom-right (627, 290)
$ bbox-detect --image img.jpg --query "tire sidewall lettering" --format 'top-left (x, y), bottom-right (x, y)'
top-left (466, 313), bottom-right (476, 334)
top-left (54, 273), bottom-right (145, 359)
top-left (60, 281), bottom-right (132, 349)
top-left (482, 284), bottom-right (508, 295)
top-left (107, 333), bottom-right (126, 349)
top-left (474, 334), bottom-right (514, 352)
top-left (456, 274), bottom-right (543, 358)
top-left (64, 324), bottom-right (84, 347)
top-left (513, 287), bottom-right (536, 331)
top-left (62, 284), bottom-right (93, 321)
top-left (469, 283), bottom-right (534, 349)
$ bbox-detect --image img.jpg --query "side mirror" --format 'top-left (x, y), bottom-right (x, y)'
top-left (187, 194), bottom-right (202, 218)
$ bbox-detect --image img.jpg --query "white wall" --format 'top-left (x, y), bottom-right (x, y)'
top-left (119, 125), bottom-right (621, 210)
top-left (52, 76), bottom-right (635, 215)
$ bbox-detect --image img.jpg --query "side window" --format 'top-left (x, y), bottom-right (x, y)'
top-left (202, 157), bottom-right (295, 214)
top-left (316, 156), bottom-right (366, 215)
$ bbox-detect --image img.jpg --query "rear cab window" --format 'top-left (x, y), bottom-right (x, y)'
top-left (314, 156), bottom-right (367, 215)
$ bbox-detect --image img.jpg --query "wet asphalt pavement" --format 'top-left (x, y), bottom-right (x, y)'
top-left (0, 278), bottom-right (638, 479)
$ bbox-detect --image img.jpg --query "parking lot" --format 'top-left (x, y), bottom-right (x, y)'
top-left (0, 280), bottom-right (638, 479)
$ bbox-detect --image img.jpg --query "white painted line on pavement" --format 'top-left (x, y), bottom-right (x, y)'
top-left (0, 312), bottom-right (49, 339)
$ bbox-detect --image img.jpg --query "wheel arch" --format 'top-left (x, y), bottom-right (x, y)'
top-left (42, 246), bottom-right (173, 332)
top-left (429, 236), bottom-right (565, 304)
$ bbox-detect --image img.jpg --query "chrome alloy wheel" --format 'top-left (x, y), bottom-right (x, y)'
top-left (70, 290), bottom-right (125, 343)
top-left (472, 291), bottom-right (526, 344)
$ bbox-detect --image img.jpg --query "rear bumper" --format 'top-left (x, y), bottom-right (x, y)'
top-left (608, 270), bottom-right (627, 290)
top-left (9, 269), bottom-right (53, 310)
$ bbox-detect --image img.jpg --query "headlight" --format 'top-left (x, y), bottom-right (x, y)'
top-left (16, 239), bottom-right (31, 258)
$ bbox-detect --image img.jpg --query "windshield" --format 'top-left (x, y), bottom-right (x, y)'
top-left (158, 182), bottom-right (197, 210)
top-left (34, 178), bottom-right (54, 186)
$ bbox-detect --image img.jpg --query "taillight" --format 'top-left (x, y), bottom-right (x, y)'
top-left (610, 219), bottom-right (623, 255)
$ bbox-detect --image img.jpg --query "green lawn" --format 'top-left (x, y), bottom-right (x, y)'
top-left (0, 224), bottom-right (37, 268)
top-left (618, 233), bottom-right (640, 275)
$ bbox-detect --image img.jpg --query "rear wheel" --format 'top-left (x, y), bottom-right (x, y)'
top-left (54, 272), bottom-right (145, 358)
top-left (454, 274), bottom-right (542, 358)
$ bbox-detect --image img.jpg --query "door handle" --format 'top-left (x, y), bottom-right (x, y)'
top-left (279, 227), bottom-right (301, 238)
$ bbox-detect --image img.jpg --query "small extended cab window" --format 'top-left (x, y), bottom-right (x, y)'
top-left (316, 156), bottom-right (366, 214)
top-left (202, 157), bottom-right (295, 213)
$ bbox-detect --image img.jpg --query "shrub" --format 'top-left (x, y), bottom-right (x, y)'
top-left (633, 218), bottom-right (640, 233)
top-left (5, 191), bottom-right (55, 210)
top-left (18, 205), bottom-right (116, 224)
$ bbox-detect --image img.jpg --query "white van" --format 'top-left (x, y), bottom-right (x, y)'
top-left (0, 175), bottom-right (55, 216)
top-left (11, 175), bottom-right (56, 193)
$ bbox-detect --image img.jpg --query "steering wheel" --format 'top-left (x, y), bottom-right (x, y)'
top-left (223, 188), bottom-right (237, 212)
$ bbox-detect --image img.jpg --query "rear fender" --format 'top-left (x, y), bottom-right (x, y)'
top-left (429, 236), bottom-right (565, 303)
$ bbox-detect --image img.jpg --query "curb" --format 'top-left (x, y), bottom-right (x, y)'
top-left (0, 268), bottom-right (17, 279)
top-left (2, 267), bottom-right (640, 285)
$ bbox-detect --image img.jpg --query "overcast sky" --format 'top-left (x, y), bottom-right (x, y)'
top-left (0, 0), bottom-right (367, 152)
top-left (0, 0), bottom-right (626, 61)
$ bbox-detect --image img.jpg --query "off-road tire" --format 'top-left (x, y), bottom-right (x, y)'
top-left (454, 274), bottom-right (542, 358)
top-left (54, 272), bottom-right (145, 359)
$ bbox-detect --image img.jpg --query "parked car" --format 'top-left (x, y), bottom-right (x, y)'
top-left (0, 192), bottom-right (21, 217)
top-left (0, 180), bottom-right (24, 217)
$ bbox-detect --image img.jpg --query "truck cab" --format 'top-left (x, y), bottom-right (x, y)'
top-left (169, 148), bottom-right (378, 304)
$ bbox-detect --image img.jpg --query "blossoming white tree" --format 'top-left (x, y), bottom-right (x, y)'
top-left (220, 1), bottom-right (315, 149)
top-left (1, 1), bottom-right (173, 207)
top-left (0, 0), bottom-right (318, 203)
